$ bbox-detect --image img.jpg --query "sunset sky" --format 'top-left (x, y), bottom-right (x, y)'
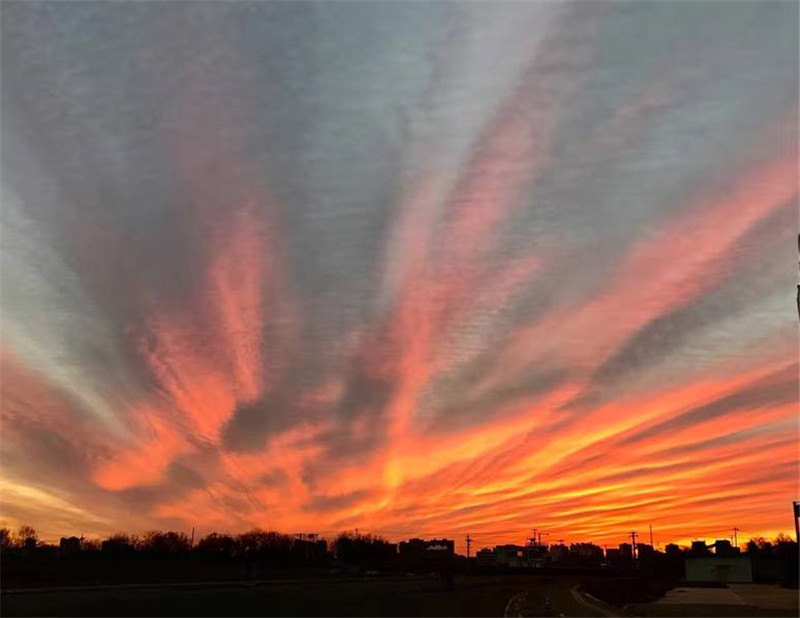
top-left (1, 1), bottom-right (797, 552)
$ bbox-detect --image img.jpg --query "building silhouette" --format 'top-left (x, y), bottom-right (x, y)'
top-left (476, 547), bottom-right (497, 567)
top-left (397, 538), bottom-right (454, 560)
top-left (477, 540), bottom-right (550, 569)
top-left (59, 536), bottom-right (81, 555)
top-left (711, 539), bottom-right (739, 557)
top-left (665, 543), bottom-right (682, 557)
top-left (690, 540), bottom-right (711, 557)
top-left (397, 538), bottom-right (454, 572)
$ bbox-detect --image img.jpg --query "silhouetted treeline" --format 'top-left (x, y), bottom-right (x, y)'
top-left (0, 525), bottom-right (445, 589)
top-left (745, 534), bottom-right (799, 586)
top-left (332, 532), bottom-right (397, 569)
top-left (0, 525), bottom-right (453, 566)
top-left (1, 526), bottom-right (390, 564)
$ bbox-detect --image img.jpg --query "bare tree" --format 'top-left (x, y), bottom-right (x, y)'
top-left (18, 525), bottom-right (38, 548)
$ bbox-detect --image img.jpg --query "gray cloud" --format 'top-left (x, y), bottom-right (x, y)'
top-left (0, 0), bottom-right (796, 538)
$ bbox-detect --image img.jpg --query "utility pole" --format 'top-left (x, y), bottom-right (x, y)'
top-left (732, 527), bottom-right (739, 548)
top-left (466, 534), bottom-right (472, 560)
top-left (793, 502), bottom-right (800, 544)
top-left (649, 524), bottom-right (654, 548)
top-left (190, 526), bottom-right (195, 549)
top-left (629, 531), bottom-right (639, 560)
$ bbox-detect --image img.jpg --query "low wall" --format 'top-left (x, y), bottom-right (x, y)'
top-left (685, 557), bottom-right (752, 583)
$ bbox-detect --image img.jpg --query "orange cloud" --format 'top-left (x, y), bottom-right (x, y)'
top-left (92, 407), bottom-right (190, 491)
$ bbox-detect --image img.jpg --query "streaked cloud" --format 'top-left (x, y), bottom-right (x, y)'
top-left (1, 1), bottom-right (796, 550)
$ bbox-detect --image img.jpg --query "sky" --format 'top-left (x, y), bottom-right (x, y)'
top-left (0, 1), bottom-right (798, 552)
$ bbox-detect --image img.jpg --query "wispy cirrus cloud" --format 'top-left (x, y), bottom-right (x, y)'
top-left (1, 1), bottom-right (796, 550)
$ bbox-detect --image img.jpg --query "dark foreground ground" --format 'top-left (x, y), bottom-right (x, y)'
top-left (5, 575), bottom-right (796, 617)
top-left (627, 583), bottom-right (799, 617)
top-left (2, 574), bottom-right (608, 617)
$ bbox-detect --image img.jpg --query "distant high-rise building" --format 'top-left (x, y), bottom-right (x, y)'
top-left (398, 538), bottom-right (454, 571)
top-left (398, 538), bottom-right (454, 557)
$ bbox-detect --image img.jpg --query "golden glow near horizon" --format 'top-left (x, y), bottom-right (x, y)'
top-left (1, 2), bottom-right (798, 553)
